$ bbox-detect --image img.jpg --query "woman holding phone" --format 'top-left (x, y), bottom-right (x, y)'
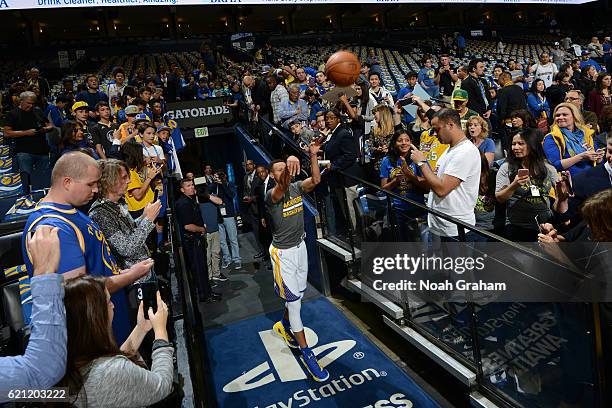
top-left (60, 276), bottom-right (174, 407)
top-left (495, 129), bottom-right (562, 241)
top-left (543, 102), bottom-right (600, 177)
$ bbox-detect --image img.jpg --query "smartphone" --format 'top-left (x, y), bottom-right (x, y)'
top-left (517, 168), bottom-right (529, 178)
top-left (561, 171), bottom-right (575, 197)
top-left (534, 214), bottom-right (545, 233)
top-left (153, 188), bottom-right (159, 202)
top-left (137, 281), bottom-right (159, 319)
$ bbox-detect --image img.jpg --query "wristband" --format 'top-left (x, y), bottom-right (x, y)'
top-left (417, 161), bottom-right (427, 167)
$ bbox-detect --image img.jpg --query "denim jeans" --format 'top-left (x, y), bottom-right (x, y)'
top-left (219, 216), bottom-right (241, 266)
top-left (15, 153), bottom-right (51, 190)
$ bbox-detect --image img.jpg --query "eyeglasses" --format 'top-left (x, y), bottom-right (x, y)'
top-left (565, 97), bottom-right (581, 101)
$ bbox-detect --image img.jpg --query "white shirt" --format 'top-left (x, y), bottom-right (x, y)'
top-left (142, 144), bottom-right (165, 161)
top-left (530, 63), bottom-right (558, 88)
top-left (427, 139), bottom-right (481, 237)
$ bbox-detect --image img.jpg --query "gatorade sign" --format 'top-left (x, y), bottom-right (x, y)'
top-left (165, 98), bottom-right (232, 129)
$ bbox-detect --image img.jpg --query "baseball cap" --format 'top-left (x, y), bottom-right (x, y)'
top-left (581, 50), bottom-right (590, 56)
top-left (124, 105), bottom-right (139, 115)
top-left (451, 89), bottom-right (468, 102)
top-left (71, 101), bottom-right (89, 112)
top-left (156, 125), bottom-right (171, 133)
top-left (134, 113), bottom-right (150, 123)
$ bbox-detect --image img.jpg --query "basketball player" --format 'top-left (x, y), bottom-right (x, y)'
top-left (266, 141), bottom-right (329, 382)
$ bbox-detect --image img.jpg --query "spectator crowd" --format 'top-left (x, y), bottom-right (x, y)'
top-left (0, 32), bottom-right (611, 406)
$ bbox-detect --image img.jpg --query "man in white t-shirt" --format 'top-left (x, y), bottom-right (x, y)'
top-left (529, 53), bottom-right (558, 88)
top-left (410, 108), bottom-right (481, 239)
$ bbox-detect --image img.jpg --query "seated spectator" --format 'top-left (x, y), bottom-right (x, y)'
top-left (543, 103), bottom-right (601, 177)
top-left (526, 79), bottom-right (551, 131)
top-left (60, 276), bottom-right (173, 407)
top-left (380, 130), bottom-right (428, 241)
top-left (59, 121), bottom-right (98, 159)
top-left (122, 141), bottom-right (161, 218)
top-left (467, 115), bottom-right (495, 165)
top-left (587, 72), bottom-right (611, 118)
top-left (496, 129), bottom-right (563, 241)
top-left (0, 227), bottom-right (66, 395)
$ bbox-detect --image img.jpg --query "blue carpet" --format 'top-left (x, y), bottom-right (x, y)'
top-left (204, 297), bottom-right (442, 408)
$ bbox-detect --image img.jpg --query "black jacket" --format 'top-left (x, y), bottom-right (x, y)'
top-left (461, 75), bottom-right (491, 115)
top-left (563, 163), bottom-right (611, 224)
top-left (255, 176), bottom-right (275, 225)
top-left (322, 124), bottom-right (362, 187)
top-left (496, 85), bottom-right (527, 121)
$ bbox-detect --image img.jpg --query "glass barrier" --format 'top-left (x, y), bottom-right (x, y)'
top-left (337, 175), bottom-right (602, 408)
top-left (236, 104), bottom-right (604, 408)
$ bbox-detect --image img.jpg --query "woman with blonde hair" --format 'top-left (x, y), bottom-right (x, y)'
top-left (543, 102), bottom-right (602, 177)
top-left (467, 115), bottom-right (495, 165)
top-left (369, 103), bottom-right (402, 169)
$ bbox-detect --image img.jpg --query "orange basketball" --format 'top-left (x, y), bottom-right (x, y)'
top-left (325, 51), bottom-right (361, 87)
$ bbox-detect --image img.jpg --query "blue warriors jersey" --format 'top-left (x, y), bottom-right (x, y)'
top-left (22, 202), bottom-right (131, 343)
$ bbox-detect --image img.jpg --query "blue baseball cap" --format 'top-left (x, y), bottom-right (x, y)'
top-left (134, 113), bottom-right (150, 123)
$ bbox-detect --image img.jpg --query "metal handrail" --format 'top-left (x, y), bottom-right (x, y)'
top-left (166, 181), bottom-right (214, 408)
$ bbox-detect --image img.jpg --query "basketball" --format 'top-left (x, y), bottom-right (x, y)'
top-left (325, 51), bottom-right (361, 87)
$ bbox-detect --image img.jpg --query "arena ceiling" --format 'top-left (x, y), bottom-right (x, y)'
top-left (0, 2), bottom-right (609, 46)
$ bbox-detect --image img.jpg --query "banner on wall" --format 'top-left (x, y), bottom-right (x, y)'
top-left (166, 97), bottom-right (233, 129)
top-left (0, 0), bottom-right (595, 11)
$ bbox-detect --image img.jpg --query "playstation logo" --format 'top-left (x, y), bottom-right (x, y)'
top-left (223, 326), bottom-right (356, 393)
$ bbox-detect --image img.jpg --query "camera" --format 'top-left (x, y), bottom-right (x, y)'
top-left (399, 97), bottom-right (414, 107)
